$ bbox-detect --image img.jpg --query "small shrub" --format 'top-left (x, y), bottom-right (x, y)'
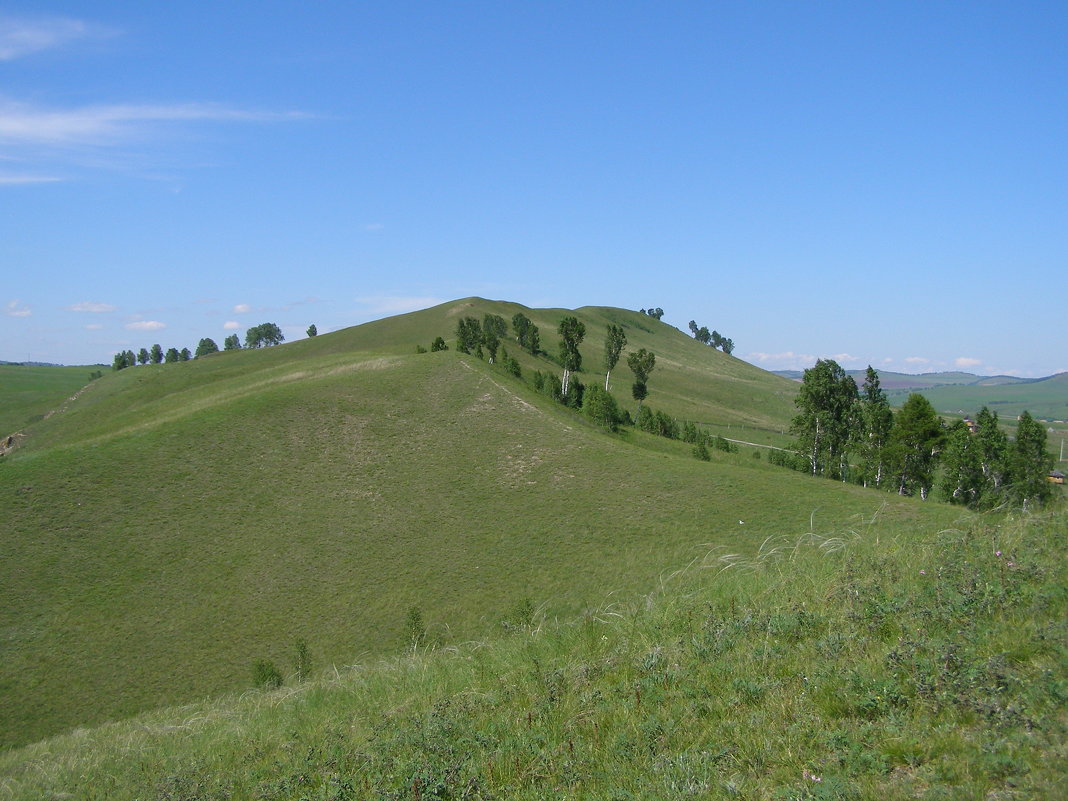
top-left (252, 659), bottom-right (283, 689)
top-left (415, 345), bottom-right (427, 353)
top-left (294, 639), bottom-right (311, 682)
top-left (693, 441), bottom-right (711, 461)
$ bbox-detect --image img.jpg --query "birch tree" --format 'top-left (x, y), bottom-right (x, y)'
top-left (557, 316), bottom-right (586, 396)
top-left (603, 324), bottom-right (627, 391)
top-left (790, 359), bottom-right (859, 478)
top-left (859, 366), bottom-right (893, 488)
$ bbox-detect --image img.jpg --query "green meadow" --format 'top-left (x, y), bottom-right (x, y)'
top-left (1, 504), bottom-right (1063, 800)
top-left (1, 299), bottom-right (1062, 799)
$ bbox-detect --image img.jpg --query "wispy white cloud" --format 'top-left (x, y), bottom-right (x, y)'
top-left (0, 15), bottom-right (108, 61)
top-left (0, 174), bottom-right (62, 185)
top-left (125, 320), bottom-right (165, 332)
top-left (747, 350), bottom-right (817, 367)
top-left (84, 323), bottom-right (105, 331)
top-left (223, 321), bottom-right (241, 330)
top-left (67, 301), bottom-right (116, 313)
top-left (0, 100), bottom-right (308, 148)
top-left (830, 352), bottom-right (861, 364)
top-left (0, 99), bottom-right (309, 186)
top-left (5, 299), bottom-right (31, 317)
top-left (904, 356), bottom-right (929, 365)
top-left (232, 303), bottom-right (252, 314)
top-left (355, 295), bottom-right (444, 316)
top-left (955, 357), bottom-right (981, 369)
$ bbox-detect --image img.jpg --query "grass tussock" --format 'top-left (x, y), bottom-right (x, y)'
top-left (2, 506), bottom-right (1064, 800)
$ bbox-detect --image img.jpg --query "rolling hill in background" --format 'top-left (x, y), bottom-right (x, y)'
top-left (1, 300), bottom-right (962, 748)
top-left (775, 368), bottom-right (1068, 421)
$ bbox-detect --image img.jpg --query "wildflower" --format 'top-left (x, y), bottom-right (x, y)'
top-left (1007, 561), bottom-right (1015, 567)
top-left (995, 550), bottom-right (1002, 557)
top-left (919, 569), bottom-right (926, 575)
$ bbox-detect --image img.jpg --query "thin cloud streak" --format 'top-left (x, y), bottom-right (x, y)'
top-left (0, 174), bottom-right (62, 185)
top-left (67, 301), bottom-right (117, 313)
top-left (0, 100), bottom-right (309, 147)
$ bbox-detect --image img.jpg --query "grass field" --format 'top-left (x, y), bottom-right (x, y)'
top-left (1, 504), bottom-right (1062, 799)
top-left (0, 300), bottom-right (967, 749)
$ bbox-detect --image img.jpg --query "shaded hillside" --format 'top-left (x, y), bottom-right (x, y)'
top-left (0, 364), bottom-right (101, 439)
top-left (0, 301), bottom-right (957, 747)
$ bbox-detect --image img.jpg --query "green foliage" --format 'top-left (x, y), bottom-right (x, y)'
top-left (252, 659), bottom-right (282, 689)
top-left (859, 366), bottom-right (893, 489)
top-left (179, 348), bottom-right (192, 362)
top-left (164, 347), bottom-right (179, 364)
top-left (405, 606), bottom-right (426, 650)
top-left (603, 323), bottom-right (627, 390)
top-left (245, 322), bottom-right (285, 349)
top-left (627, 348), bottom-right (655, 386)
top-left (1008, 411), bottom-right (1054, 509)
top-left (138, 347), bottom-right (150, 365)
top-left (582, 385), bottom-right (622, 431)
top-left (430, 336), bottom-right (448, 352)
top-left (557, 316), bottom-right (586, 396)
top-left (223, 334), bottom-right (241, 351)
top-left (454, 316), bottom-right (482, 354)
top-left (150, 344), bottom-right (163, 364)
top-left (693, 440), bottom-right (710, 460)
top-left (195, 338), bottom-right (219, 358)
top-left (511, 312), bottom-right (540, 355)
top-left (887, 393), bottom-right (943, 499)
top-left (791, 359), bottom-right (859, 479)
top-left (306, 324), bottom-right (318, 338)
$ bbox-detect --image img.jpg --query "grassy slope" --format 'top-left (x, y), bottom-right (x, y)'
top-left (1, 506), bottom-right (1063, 800)
top-left (1, 300), bottom-right (954, 748)
top-left (0, 364), bottom-right (100, 438)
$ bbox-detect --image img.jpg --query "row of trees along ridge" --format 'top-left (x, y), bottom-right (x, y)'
top-left (111, 322), bottom-right (309, 370)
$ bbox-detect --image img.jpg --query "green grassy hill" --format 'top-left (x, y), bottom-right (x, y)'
top-left (1, 300), bottom-right (959, 749)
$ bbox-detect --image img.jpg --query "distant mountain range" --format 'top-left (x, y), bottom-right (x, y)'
top-left (770, 369), bottom-right (1054, 389)
top-left (772, 369), bottom-right (1068, 421)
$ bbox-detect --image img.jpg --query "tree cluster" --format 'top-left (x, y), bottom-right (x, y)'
top-left (244, 322), bottom-right (285, 349)
top-left (639, 308), bottom-right (665, 320)
top-left (111, 322), bottom-right (295, 371)
top-left (687, 320), bottom-right (734, 355)
top-left (790, 360), bottom-right (1055, 508)
top-left (112, 344), bottom-right (192, 370)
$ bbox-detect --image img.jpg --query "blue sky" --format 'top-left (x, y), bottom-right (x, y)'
top-left (2, 2), bottom-right (1065, 376)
